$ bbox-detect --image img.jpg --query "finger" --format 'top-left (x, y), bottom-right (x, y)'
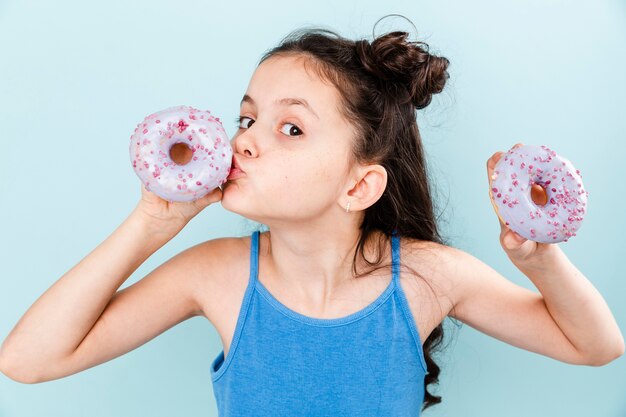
top-left (487, 152), bottom-right (507, 231)
top-left (192, 188), bottom-right (220, 207)
top-left (204, 188), bottom-right (220, 202)
top-left (487, 151), bottom-right (504, 182)
top-left (487, 151), bottom-right (503, 169)
top-left (502, 228), bottom-right (528, 251)
top-left (207, 187), bottom-right (223, 203)
top-left (489, 192), bottom-right (507, 229)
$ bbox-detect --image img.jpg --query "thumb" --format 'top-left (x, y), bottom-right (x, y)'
top-left (195, 187), bottom-right (222, 207)
top-left (503, 229), bottom-right (527, 250)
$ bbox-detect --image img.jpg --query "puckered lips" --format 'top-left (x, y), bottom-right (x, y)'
top-left (228, 156), bottom-right (246, 180)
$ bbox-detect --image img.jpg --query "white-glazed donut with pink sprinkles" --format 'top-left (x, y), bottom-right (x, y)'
top-left (129, 105), bottom-right (233, 202)
top-left (489, 144), bottom-right (588, 243)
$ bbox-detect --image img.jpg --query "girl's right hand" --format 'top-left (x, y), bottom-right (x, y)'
top-left (133, 183), bottom-right (223, 237)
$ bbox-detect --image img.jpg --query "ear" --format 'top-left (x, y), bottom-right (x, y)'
top-left (343, 164), bottom-right (388, 211)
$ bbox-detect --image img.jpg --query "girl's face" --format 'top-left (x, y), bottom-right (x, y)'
top-left (222, 54), bottom-right (359, 225)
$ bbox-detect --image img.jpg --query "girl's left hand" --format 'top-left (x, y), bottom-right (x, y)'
top-left (487, 143), bottom-right (553, 265)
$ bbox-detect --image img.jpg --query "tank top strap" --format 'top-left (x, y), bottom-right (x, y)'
top-left (251, 229), bottom-right (399, 285)
top-left (250, 230), bottom-right (260, 284)
top-left (391, 229), bottom-right (400, 286)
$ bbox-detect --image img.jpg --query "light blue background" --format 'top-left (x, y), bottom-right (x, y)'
top-left (1, 0), bottom-right (625, 416)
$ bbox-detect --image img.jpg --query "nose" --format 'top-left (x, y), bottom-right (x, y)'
top-left (231, 127), bottom-right (257, 158)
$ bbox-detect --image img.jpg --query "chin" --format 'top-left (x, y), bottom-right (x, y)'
top-left (220, 186), bottom-right (244, 212)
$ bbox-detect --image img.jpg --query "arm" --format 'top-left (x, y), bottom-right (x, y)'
top-left (515, 244), bottom-right (624, 363)
top-left (447, 245), bottom-right (624, 366)
top-left (0, 183), bottom-right (222, 384)
top-left (2, 237), bottom-right (227, 384)
top-left (0, 208), bottom-right (176, 383)
top-left (447, 146), bottom-right (625, 366)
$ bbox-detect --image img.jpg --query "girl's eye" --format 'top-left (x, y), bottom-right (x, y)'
top-left (234, 116), bottom-right (303, 137)
top-left (235, 116), bottom-right (255, 129)
top-left (280, 122), bottom-right (303, 137)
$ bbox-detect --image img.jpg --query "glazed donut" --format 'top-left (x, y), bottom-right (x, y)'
top-left (129, 105), bottom-right (233, 202)
top-left (489, 144), bottom-right (588, 243)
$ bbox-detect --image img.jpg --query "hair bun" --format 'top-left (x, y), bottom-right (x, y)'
top-left (355, 31), bottom-right (450, 109)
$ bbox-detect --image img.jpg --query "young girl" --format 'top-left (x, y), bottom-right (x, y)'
top-left (1, 17), bottom-right (623, 416)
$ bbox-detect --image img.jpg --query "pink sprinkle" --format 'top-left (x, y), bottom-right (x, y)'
top-left (177, 119), bottom-right (189, 133)
top-left (143, 128), bottom-right (148, 134)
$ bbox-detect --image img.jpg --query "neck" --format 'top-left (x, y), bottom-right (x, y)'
top-left (258, 222), bottom-right (385, 307)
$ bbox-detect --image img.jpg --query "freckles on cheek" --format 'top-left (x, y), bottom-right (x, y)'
top-left (298, 149), bottom-right (337, 183)
top-left (264, 163), bottom-right (298, 189)
top-left (318, 160), bottom-right (339, 183)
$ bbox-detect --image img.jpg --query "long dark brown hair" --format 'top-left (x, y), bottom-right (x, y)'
top-left (252, 15), bottom-right (456, 412)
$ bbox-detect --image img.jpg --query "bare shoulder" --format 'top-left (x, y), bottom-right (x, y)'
top-left (398, 238), bottom-right (466, 342)
top-left (402, 239), bottom-right (497, 314)
top-left (188, 235), bottom-right (251, 326)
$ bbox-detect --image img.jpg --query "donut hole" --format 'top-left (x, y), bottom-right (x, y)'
top-left (530, 183), bottom-right (548, 206)
top-left (169, 142), bottom-right (193, 165)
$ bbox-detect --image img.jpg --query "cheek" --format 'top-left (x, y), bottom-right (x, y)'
top-left (282, 153), bottom-right (337, 186)
top-left (263, 158), bottom-right (335, 201)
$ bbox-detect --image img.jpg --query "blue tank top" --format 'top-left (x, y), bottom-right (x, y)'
top-left (210, 230), bottom-right (427, 416)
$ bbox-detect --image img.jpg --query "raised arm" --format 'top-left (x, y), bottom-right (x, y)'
top-left (0, 185), bottom-right (221, 383)
top-left (444, 147), bottom-right (625, 366)
top-left (446, 245), bottom-right (624, 365)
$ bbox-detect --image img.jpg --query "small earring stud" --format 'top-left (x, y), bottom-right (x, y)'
top-left (346, 202), bottom-right (351, 213)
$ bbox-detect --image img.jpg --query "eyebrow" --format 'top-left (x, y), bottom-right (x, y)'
top-left (240, 94), bottom-right (320, 120)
